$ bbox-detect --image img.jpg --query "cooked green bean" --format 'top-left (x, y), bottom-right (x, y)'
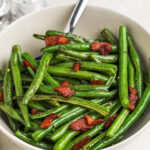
top-left (41, 43), bottom-right (118, 53)
top-left (118, 26), bottom-right (129, 108)
top-left (28, 101), bottom-right (47, 111)
top-left (11, 47), bottom-right (30, 129)
top-left (56, 61), bottom-right (117, 75)
top-left (23, 53), bottom-right (52, 104)
top-left (56, 53), bottom-right (81, 61)
top-left (101, 28), bottom-right (118, 44)
top-left (45, 30), bottom-right (95, 43)
top-left (128, 34), bottom-right (143, 99)
top-left (3, 64), bottom-right (17, 131)
top-left (128, 56), bottom-right (135, 88)
top-left (33, 34), bottom-right (45, 40)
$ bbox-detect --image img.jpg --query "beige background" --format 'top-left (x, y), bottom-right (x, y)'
top-left (1, 0), bottom-right (150, 149)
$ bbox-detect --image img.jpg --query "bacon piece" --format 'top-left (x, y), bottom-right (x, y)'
top-left (73, 136), bottom-right (90, 150)
top-left (61, 80), bottom-right (72, 86)
top-left (91, 42), bottom-right (111, 55)
top-left (0, 92), bottom-right (3, 102)
top-left (23, 60), bottom-right (35, 70)
top-left (104, 114), bottom-right (117, 128)
top-left (129, 86), bottom-right (138, 111)
top-left (84, 115), bottom-right (104, 125)
top-left (70, 118), bottom-right (93, 132)
top-left (54, 86), bottom-right (75, 97)
top-left (45, 35), bottom-right (69, 46)
top-left (90, 80), bottom-right (104, 85)
top-left (31, 108), bottom-right (42, 115)
top-left (40, 113), bottom-right (60, 129)
top-left (73, 63), bottom-right (82, 72)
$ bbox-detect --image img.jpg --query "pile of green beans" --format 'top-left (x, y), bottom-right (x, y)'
top-left (0, 26), bottom-right (149, 150)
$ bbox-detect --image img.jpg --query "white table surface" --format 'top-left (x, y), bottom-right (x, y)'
top-left (1, 0), bottom-right (150, 149)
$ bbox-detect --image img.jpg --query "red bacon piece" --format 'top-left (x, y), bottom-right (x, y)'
top-left (91, 42), bottom-right (111, 55)
top-left (23, 60), bottom-right (35, 70)
top-left (61, 80), bottom-right (72, 86)
top-left (0, 92), bottom-right (3, 102)
top-left (31, 108), bottom-right (42, 115)
top-left (70, 118), bottom-right (93, 132)
top-left (73, 63), bottom-right (82, 72)
top-left (54, 86), bottom-right (75, 97)
top-left (45, 35), bottom-right (69, 46)
top-left (40, 113), bottom-right (60, 129)
top-left (129, 86), bottom-right (138, 111)
top-left (84, 115), bottom-right (104, 125)
top-left (73, 136), bottom-right (90, 150)
top-left (90, 80), bottom-right (104, 85)
top-left (104, 113), bottom-right (117, 128)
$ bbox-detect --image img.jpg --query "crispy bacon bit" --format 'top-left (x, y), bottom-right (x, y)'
top-left (23, 60), bottom-right (35, 70)
top-left (45, 35), bottom-right (69, 46)
top-left (40, 113), bottom-right (60, 129)
top-left (61, 80), bottom-right (72, 86)
top-left (54, 86), bottom-right (75, 97)
top-left (70, 118), bottom-right (93, 132)
top-left (90, 80), bottom-right (104, 85)
top-left (104, 114), bottom-right (117, 128)
top-left (73, 136), bottom-right (90, 150)
top-left (31, 108), bottom-right (42, 115)
top-left (84, 115), bottom-right (104, 125)
top-left (0, 92), bottom-right (3, 102)
top-left (73, 63), bottom-right (82, 72)
top-left (91, 42), bottom-right (111, 55)
top-left (129, 86), bottom-right (138, 110)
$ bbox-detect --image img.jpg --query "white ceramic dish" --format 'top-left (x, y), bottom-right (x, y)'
top-left (0, 3), bottom-right (150, 150)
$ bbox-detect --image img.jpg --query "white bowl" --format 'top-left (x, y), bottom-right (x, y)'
top-left (0, 4), bottom-right (150, 150)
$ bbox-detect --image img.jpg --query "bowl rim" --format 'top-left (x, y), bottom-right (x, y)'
top-left (0, 3), bottom-right (150, 150)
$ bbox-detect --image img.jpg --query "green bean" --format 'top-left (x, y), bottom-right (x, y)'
top-left (3, 63), bottom-right (17, 131)
top-left (82, 131), bottom-right (106, 150)
top-left (0, 102), bottom-right (25, 125)
top-left (89, 54), bottom-right (101, 63)
top-left (89, 54), bottom-right (118, 64)
top-left (101, 28), bottom-right (118, 44)
top-left (45, 100), bottom-right (60, 107)
top-left (56, 53), bottom-right (81, 61)
top-left (47, 66), bottom-right (111, 83)
top-left (128, 56), bottom-right (135, 88)
top-left (60, 49), bottom-right (97, 60)
top-left (64, 102), bottom-right (121, 150)
top-left (30, 104), bottom-right (69, 120)
top-left (49, 98), bottom-right (108, 142)
top-left (22, 52), bottom-right (59, 85)
top-left (106, 108), bottom-right (129, 138)
top-left (27, 95), bottom-right (109, 116)
top-left (118, 26), bottom-right (129, 108)
top-left (128, 34), bottom-right (143, 99)
top-left (11, 48), bottom-right (30, 129)
top-left (56, 61), bottom-right (117, 75)
top-left (33, 34), bottom-right (45, 40)
top-left (41, 43), bottom-right (118, 53)
top-left (28, 101), bottom-right (47, 111)
top-left (91, 84), bottom-right (150, 149)
top-left (27, 66), bottom-right (35, 78)
top-left (75, 89), bottom-right (117, 98)
top-left (59, 49), bottom-right (118, 63)
top-left (15, 130), bottom-right (53, 150)
top-left (50, 57), bottom-right (62, 65)
top-left (23, 53), bottom-right (52, 104)
top-left (45, 30), bottom-right (95, 43)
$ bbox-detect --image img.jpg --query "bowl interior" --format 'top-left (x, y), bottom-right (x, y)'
top-left (0, 4), bottom-right (150, 150)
